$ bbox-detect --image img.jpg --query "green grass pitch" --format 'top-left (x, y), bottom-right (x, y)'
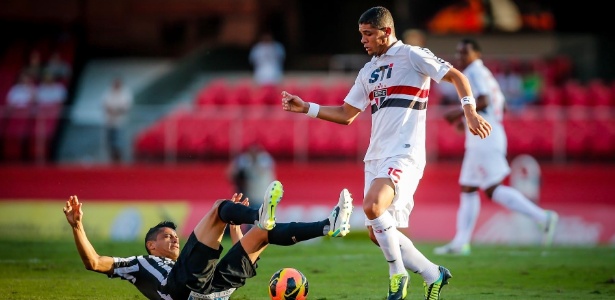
top-left (1, 232), bottom-right (614, 299)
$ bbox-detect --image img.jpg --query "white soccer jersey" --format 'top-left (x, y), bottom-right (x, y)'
top-left (344, 41), bottom-right (451, 166)
top-left (463, 59), bottom-right (507, 152)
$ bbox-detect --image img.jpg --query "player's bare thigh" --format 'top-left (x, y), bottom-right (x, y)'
top-left (363, 177), bottom-right (396, 220)
top-left (193, 199), bottom-right (229, 249)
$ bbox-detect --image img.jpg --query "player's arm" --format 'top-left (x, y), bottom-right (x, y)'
top-left (281, 91), bottom-right (362, 125)
top-left (441, 67), bottom-right (492, 138)
top-left (443, 94), bottom-right (489, 124)
top-left (63, 195), bottom-right (115, 275)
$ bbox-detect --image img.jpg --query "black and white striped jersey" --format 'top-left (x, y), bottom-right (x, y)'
top-left (109, 255), bottom-right (174, 300)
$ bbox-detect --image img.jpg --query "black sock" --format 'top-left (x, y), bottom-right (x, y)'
top-left (267, 220), bottom-right (328, 246)
top-left (218, 200), bottom-right (259, 225)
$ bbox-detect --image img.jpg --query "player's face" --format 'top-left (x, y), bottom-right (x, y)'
top-left (152, 228), bottom-right (180, 260)
top-left (455, 43), bottom-right (477, 70)
top-left (359, 24), bottom-right (389, 56)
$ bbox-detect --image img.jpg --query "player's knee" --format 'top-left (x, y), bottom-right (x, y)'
top-left (484, 184), bottom-right (500, 199)
top-left (461, 185), bottom-right (478, 193)
top-left (362, 200), bottom-right (384, 219)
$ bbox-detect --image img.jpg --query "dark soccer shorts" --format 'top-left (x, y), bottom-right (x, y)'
top-left (163, 232), bottom-right (258, 299)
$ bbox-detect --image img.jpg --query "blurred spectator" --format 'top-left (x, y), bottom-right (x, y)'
top-left (226, 143), bottom-right (276, 210)
top-left (6, 73), bottom-right (37, 109)
top-left (22, 50), bottom-right (44, 83)
top-left (35, 72), bottom-right (67, 106)
top-left (102, 77), bottom-right (133, 163)
top-left (248, 32), bottom-right (285, 86)
top-left (402, 28), bottom-right (426, 47)
top-left (44, 51), bottom-right (71, 83)
top-left (495, 63), bottom-right (524, 111)
top-left (520, 61), bottom-right (543, 105)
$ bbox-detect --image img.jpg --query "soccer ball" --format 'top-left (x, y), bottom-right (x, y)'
top-left (268, 267), bottom-right (309, 300)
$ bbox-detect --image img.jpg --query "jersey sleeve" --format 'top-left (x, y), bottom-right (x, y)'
top-left (408, 47), bottom-right (452, 83)
top-left (108, 256), bottom-right (140, 279)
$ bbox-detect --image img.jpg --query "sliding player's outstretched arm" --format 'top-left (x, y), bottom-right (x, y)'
top-left (63, 195), bottom-right (114, 275)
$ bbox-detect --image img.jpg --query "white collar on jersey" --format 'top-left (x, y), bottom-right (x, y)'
top-left (371, 40), bottom-right (403, 64)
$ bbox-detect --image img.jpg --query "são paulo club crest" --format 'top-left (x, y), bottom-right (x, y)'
top-left (373, 85), bottom-right (387, 108)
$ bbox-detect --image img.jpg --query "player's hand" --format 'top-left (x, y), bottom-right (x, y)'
top-left (281, 91), bottom-right (307, 113)
top-left (464, 109), bottom-right (492, 139)
top-left (63, 195), bottom-right (83, 227)
top-left (230, 193), bottom-right (249, 207)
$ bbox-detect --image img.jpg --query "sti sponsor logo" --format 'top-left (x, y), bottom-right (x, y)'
top-left (369, 63), bottom-right (393, 83)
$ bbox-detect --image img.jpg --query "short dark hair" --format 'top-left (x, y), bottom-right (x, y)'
top-left (144, 221), bottom-right (177, 254)
top-left (358, 6), bottom-right (395, 31)
top-left (460, 38), bottom-right (481, 52)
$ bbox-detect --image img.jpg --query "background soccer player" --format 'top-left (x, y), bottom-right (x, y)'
top-left (434, 38), bottom-right (559, 256)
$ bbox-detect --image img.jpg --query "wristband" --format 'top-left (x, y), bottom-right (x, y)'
top-left (460, 96), bottom-right (476, 107)
top-left (306, 102), bottom-right (320, 118)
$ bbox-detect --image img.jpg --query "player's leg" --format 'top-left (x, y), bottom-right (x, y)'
top-left (395, 231), bottom-right (452, 299)
top-left (435, 153), bottom-right (480, 255)
top-left (267, 188), bottom-right (354, 245)
top-left (363, 157), bottom-right (410, 300)
top-left (195, 228), bottom-right (269, 298)
top-left (192, 199), bottom-right (233, 250)
top-left (208, 190), bottom-right (355, 295)
top-left (386, 156), bottom-right (449, 299)
top-left (486, 183), bottom-right (558, 245)
top-left (193, 180), bottom-right (283, 250)
top-left (480, 151), bottom-right (558, 245)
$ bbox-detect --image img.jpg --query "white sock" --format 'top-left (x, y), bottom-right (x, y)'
top-left (396, 231), bottom-right (440, 283)
top-left (492, 185), bottom-right (548, 225)
top-left (451, 191), bottom-right (480, 247)
top-left (369, 212), bottom-right (406, 276)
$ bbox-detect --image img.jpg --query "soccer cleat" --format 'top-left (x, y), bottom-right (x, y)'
top-left (327, 188), bottom-right (353, 237)
top-left (542, 210), bottom-right (559, 247)
top-left (423, 266), bottom-right (452, 300)
top-left (257, 180), bottom-right (283, 230)
top-left (387, 273), bottom-right (409, 300)
top-left (433, 243), bottom-right (471, 256)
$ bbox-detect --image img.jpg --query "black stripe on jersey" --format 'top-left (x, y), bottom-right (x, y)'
top-left (113, 255), bottom-right (174, 300)
top-left (371, 98), bottom-right (427, 114)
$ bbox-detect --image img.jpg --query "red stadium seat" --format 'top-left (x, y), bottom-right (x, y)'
top-left (240, 111), bottom-right (296, 159)
top-left (587, 79), bottom-right (612, 107)
top-left (195, 79), bottom-right (229, 107)
top-left (226, 79), bottom-right (254, 106)
top-left (252, 84), bottom-right (281, 106)
top-left (28, 103), bottom-right (63, 161)
top-left (562, 80), bottom-right (589, 107)
top-left (325, 80), bottom-right (352, 105)
top-left (590, 119), bottom-right (615, 158)
top-left (2, 106), bottom-right (34, 161)
top-left (434, 118), bottom-right (465, 159)
top-left (307, 118), bottom-right (359, 160)
top-left (538, 84), bottom-right (563, 106)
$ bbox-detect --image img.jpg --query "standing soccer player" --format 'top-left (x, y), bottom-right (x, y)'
top-left (434, 38), bottom-right (559, 256)
top-left (281, 6), bottom-right (492, 300)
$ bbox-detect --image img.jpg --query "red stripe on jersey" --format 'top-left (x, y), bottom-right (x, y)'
top-left (369, 85), bottom-right (430, 100)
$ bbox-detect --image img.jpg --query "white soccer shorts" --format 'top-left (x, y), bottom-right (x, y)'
top-left (363, 155), bottom-right (423, 228)
top-left (459, 148), bottom-right (511, 190)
